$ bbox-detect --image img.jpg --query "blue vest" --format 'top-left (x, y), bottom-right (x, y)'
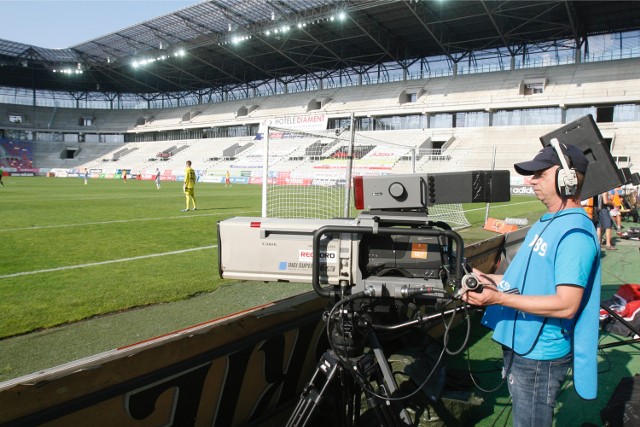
top-left (482, 208), bottom-right (601, 399)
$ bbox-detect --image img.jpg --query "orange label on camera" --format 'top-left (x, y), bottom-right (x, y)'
top-left (411, 243), bottom-right (428, 259)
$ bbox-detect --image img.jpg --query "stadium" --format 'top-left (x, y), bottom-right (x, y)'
top-left (1, 1), bottom-right (640, 426)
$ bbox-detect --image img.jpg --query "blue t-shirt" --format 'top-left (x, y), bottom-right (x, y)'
top-left (482, 208), bottom-right (601, 399)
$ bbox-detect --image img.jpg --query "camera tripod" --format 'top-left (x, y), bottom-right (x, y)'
top-left (284, 220), bottom-right (471, 426)
top-left (286, 303), bottom-right (467, 427)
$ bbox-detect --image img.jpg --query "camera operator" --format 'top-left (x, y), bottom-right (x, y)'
top-left (463, 144), bottom-right (601, 427)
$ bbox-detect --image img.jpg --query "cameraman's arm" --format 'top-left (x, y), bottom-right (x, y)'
top-left (465, 231), bottom-right (593, 320)
top-left (464, 285), bottom-right (583, 319)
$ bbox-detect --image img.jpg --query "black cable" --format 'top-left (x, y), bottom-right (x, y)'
top-left (323, 290), bottom-right (459, 405)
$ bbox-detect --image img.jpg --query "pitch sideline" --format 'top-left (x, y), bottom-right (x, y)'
top-left (0, 210), bottom-right (261, 233)
top-left (0, 246), bottom-right (217, 279)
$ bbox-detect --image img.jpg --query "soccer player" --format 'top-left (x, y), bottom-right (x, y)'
top-left (182, 160), bottom-right (197, 211)
top-left (225, 170), bottom-right (231, 187)
top-left (155, 168), bottom-right (161, 189)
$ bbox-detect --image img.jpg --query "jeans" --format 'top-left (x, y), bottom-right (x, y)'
top-left (502, 347), bottom-right (571, 427)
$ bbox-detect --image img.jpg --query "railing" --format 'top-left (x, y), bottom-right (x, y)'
top-left (1, 41), bottom-right (638, 110)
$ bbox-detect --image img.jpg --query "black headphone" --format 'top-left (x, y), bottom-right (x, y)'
top-left (550, 138), bottom-right (578, 197)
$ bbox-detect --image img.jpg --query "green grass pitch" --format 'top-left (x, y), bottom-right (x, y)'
top-left (0, 176), bottom-right (545, 340)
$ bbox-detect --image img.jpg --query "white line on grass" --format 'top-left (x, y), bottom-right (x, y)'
top-left (463, 200), bottom-right (538, 213)
top-left (0, 246), bottom-right (217, 279)
top-left (0, 210), bottom-right (261, 233)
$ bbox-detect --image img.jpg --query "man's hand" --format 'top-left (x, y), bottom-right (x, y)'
top-left (462, 282), bottom-right (501, 306)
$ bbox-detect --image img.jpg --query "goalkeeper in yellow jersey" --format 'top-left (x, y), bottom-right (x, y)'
top-left (182, 160), bottom-right (197, 211)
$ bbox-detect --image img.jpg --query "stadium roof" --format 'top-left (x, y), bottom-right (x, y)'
top-left (1, 0), bottom-right (639, 95)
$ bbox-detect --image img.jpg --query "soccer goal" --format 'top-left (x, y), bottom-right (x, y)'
top-left (260, 124), bottom-right (471, 229)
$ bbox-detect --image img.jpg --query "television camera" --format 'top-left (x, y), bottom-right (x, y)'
top-left (217, 170), bottom-right (509, 426)
top-left (218, 170), bottom-right (510, 304)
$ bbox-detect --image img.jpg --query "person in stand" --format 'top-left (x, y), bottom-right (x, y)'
top-left (463, 143), bottom-right (601, 427)
top-left (182, 160), bottom-right (197, 211)
top-left (155, 168), bottom-right (161, 189)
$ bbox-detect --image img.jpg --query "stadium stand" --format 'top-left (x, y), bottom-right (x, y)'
top-left (0, 139), bottom-right (33, 169)
top-left (0, 58), bottom-right (639, 182)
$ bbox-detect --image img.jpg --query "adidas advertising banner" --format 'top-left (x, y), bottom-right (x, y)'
top-left (511, 185), bottom-right (536, 196)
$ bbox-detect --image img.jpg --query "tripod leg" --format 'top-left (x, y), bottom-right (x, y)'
top-left (348, 353), bottom-right (408, 427)
top-left (286, 351), bottom-right (342, 427)
top-left (369, 332), bottom-right (413, 425)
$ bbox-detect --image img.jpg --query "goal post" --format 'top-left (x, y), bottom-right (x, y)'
top-left (259, 123), bottom-right (471, 228)
top-left (261, 124), bottom-right (348, 219)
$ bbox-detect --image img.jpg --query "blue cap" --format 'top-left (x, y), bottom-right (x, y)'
top-left (514, 143), bottom-right (589, 175)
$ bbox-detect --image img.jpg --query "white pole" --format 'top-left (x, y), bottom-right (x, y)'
top-left (261, 125), bottom-right (269, 217)
top-left (343, 113), bottom-right (355, 218)
top-left (412, 148), bottom-right (416, 174)
top-left (484, 146), bottom-right (497, 224)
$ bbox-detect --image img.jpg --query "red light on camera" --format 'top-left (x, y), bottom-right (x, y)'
top-left (353, 176), bottom-right (364, 210)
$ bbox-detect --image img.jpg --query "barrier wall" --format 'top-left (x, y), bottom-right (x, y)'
top-left (0, 230), bottom-right (520, 426)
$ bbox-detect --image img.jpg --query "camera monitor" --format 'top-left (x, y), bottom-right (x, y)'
top-left (539, 114), bottom-right (624, 199)
top-left (620, 167), bottom-right (633, 185)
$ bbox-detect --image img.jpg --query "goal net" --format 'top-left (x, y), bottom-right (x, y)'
top-left (261, 124), bottom-right (471, 229)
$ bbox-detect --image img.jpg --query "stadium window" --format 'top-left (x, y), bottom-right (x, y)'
top-left (8, 114), bottom-right (23, 124)
top-left (402, 114), bottom-right (424, 129)
top-left (6, 129), bottom-right (32, 140)
top-left (63, 133), bottom-right (79, 143)
top-left (521, 108), bottom-right (562, 125)
top-left (430, 113), bottom-right (453, 128)
top-left (597, 106), bottom-right (614, 123)
top-left (328, 117), bottom-right (350, 131)
top-left (455, 111), bottom-right (489, 128)
top-left (613, 155), bottom-right (630, 165)
top-left (614, 104), bottom-right (640, 122)
top-left (399, 91), bottom-right (419, 104)
top-left (79, 117), bottom-right (93, 126)
top-left (520, 78), bottom-right (547, 95)
top-left (136, 115), bottom-right (154, 126)
top-left (307, 100), bottom-right (322, 111)
top-left (524, 83), bottom-right (544, 94)
top-left (236, 106), bottom-right (248, 117)
top-left (566, 106), bottom-right (597, 123)
top-left (359, 117), bottom-right (374, 131)
top-left (493, 110), bottom-right (516, 126)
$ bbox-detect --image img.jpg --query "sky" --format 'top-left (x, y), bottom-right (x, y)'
top-left (0, 0), bottom-right (200, 49)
